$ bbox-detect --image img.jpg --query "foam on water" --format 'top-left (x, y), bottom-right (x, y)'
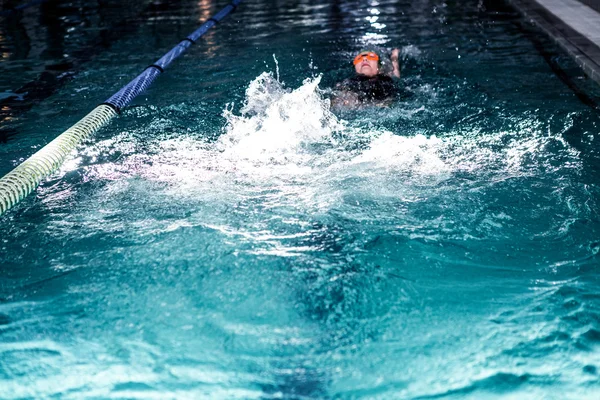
top-left (61, 71), bottom-right (582, 218)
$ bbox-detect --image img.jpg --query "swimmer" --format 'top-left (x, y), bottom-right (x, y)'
top-left (332, 48), bottom-right (401, 108)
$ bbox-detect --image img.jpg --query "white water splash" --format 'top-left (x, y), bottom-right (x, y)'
top-left (70, 71), bottom-right (580, 207)
top-left (217, 73), bottom-right (342, 170)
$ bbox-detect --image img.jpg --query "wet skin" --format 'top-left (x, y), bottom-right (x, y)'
top-left (354, 57), bottom-right (379, 77)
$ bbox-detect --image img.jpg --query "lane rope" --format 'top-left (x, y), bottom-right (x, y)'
top-left (0, 0), bottom-right (242, 216)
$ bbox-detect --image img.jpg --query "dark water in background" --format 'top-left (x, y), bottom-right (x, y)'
top-left (1, 0), bottom-right (600, 398)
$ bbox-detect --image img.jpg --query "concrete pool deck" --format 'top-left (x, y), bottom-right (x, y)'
top-left (509, 0), bottom-right (600, 85)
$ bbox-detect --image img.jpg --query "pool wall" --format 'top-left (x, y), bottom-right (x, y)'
top-left (509, 0), bottom-right (600, 85)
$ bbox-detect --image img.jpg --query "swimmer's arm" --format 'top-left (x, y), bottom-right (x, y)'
top-left (389, 48), bottom-right (400, 79)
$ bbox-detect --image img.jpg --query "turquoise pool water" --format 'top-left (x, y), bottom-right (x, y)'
top-left (1, 0), bottom-right (600, 398)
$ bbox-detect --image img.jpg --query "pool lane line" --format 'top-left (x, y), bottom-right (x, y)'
top-left (102, 0), bottom-right (241, 113)
top-left (0, 0), bottom-right (243, 217)
top-left (1, 1), bottom-right (193, 144)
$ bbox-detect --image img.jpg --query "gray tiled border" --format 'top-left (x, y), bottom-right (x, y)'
top-left (508, 0), bottom-right (600, 86)
top-left (577, 0), bottom-right (600, 14)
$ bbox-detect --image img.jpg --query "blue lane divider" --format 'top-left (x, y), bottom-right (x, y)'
top-left (0, 0), bottom-right (243, 217)
top-left (103, 0), bottom-right (242, 113)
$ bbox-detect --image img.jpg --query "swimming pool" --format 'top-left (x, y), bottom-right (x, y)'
top-left (1, 0), bottom-right (600, 398)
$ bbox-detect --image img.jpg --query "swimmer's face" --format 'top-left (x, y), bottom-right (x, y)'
top-left (353, 52), bottom-right (379, 77)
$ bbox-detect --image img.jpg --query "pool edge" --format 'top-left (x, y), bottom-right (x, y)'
top-left (507, 0), bottom-right (600, 86)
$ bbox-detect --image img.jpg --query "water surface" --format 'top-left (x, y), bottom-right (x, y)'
top-left (1, 0), bottom-right (600, 398)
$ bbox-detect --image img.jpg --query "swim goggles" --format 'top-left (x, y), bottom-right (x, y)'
top-left (353, 52), bottom-right (380, 65)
